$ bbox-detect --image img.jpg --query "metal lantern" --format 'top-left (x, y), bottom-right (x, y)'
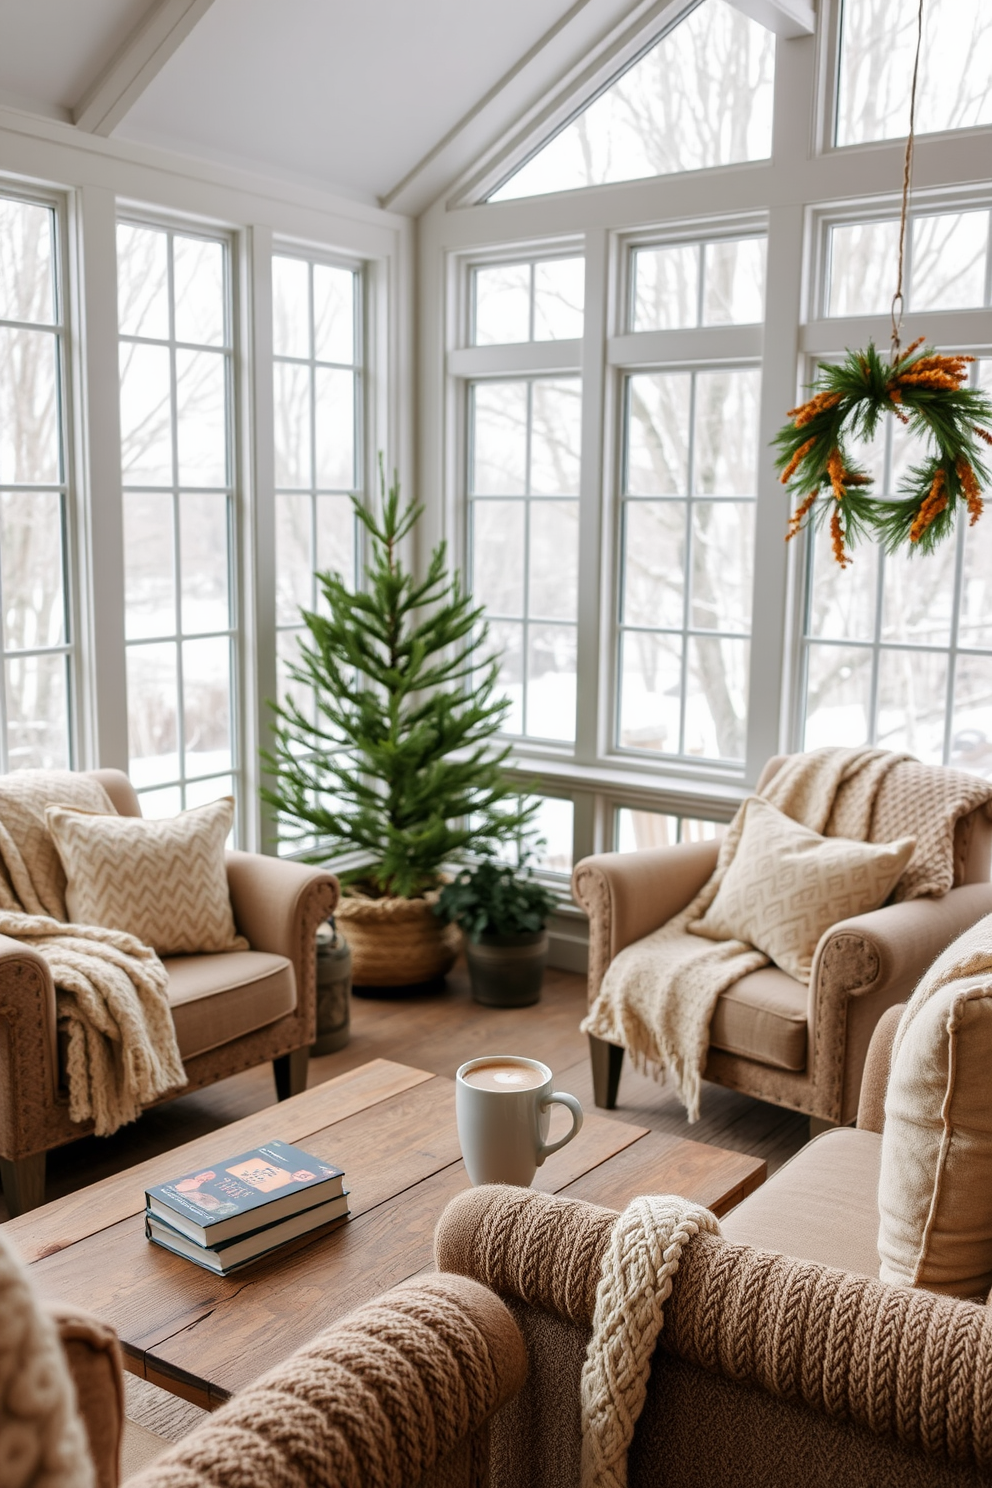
top-left (311, 918), bottom-right (352, 1055)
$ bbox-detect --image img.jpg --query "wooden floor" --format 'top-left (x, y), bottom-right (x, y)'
top-left (4, 960), bottom-right (811, 1450)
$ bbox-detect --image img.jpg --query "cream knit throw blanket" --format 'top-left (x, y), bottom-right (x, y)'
top-left (0, 1226), bottom-right (93, 1488)
top-left (582, 746), bottom-right (992, 1121)
top-left (581, 1194), bottom-right (720, 1488)
top-left (0, 772), bottom-right (184, 1136)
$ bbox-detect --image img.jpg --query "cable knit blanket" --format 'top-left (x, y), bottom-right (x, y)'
top-left (0, 772), bottom-right (185, 1136)
top-left (0, 1224), bottom-right (94, 1488)
top-left (582, 747), bottom-right (992, 1121)
top-left (581, 1194), bottom-right (719, 1488)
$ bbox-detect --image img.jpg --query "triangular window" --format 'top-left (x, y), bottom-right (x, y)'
top-left (489, 0), bottom-right (775, 203)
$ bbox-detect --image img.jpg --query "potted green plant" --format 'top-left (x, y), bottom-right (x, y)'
top-left (435, 855), bottom-right (558, 1006)
top-left (262, 465), bottom-right (537, 992)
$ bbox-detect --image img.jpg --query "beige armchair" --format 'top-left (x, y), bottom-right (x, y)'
top-left (0, 769), bottom-right (338, 1215)
top-left (572, 754), bottom-right (992, 1127)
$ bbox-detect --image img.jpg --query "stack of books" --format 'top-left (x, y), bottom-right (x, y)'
top-left (145, 1139), bottom-right (349, 1275)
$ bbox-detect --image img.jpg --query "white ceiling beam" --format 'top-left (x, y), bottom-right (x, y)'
top-left (73, 0), bottom-right (218, 137)
top-left (725, 0), bottom-right (815, 39)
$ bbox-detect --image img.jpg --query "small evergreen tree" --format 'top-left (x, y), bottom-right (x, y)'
top-left (263, 466), bottom-right (536, 898)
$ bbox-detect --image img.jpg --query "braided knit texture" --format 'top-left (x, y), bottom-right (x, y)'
top-left (580, 1195), bottom-right (720, 1488)
top-left (0, 1227), bottom-right (94, 1488)
top-left (128, 1274), bottom-right (526, 1488)
top-left (434, 1185), bottom-right (992, 1471)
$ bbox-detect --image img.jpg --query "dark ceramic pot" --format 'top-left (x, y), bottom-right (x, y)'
top-left (465, 928), bottom-right (549, 1007)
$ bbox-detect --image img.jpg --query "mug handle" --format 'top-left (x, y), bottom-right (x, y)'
top-left (537, 1091), bottom-right (584, 1163)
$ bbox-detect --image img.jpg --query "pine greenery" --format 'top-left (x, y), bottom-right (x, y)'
top-left (775, 341), bottom-right (992, 561)
top-left (262, 467), bottom-right (536, 898)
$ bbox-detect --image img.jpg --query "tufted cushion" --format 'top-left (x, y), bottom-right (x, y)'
top-left (878, 973), bottom-right (992, 1298)
top-left (692, 796), bottom-right (915, 982)
top-left (46, 797), bottom-right (246, 957)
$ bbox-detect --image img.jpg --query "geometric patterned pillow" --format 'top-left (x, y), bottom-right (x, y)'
top-left (46, 797), bottom-right (247, 956)
top-left (691, 795), bottom-right (916, 982)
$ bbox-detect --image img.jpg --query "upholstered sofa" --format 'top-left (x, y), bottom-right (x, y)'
top-left (44, 1274), bottom-right (524, 1488)
top-left (436, 1007), bottom-right (992, 1488)
top-left (0, 769), bottom-right (338, 1215)
top-left (573, 752), bottom-right (992, 1128)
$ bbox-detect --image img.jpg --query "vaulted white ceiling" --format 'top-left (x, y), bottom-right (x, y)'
top-left (0, 0), bottom-right (807, 213)
top-left (0, 0), bottom-right (587, 208)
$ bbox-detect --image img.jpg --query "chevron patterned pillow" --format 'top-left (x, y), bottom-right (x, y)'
top-left (46, 796), bottom-right (246, 955)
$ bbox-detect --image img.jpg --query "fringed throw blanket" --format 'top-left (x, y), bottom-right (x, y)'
top-left (0, 1225), bottom-right (94, 1488)
top-left (0, 772), bottom-right (185, 1136)
top-left (582, 747), bottom-right (992, 1121)
top-left (581, 1194), bottom-right (719, 1488)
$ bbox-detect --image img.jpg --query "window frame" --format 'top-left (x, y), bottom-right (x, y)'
top-left (271, 244), bottom-right (368, 726)
top-left (116, 211), bottom-right (242, 823)
top-left (0, 183), bottom-right (80, 774)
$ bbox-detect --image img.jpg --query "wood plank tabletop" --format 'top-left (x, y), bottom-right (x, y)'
top-left (20, 1058), bottom-right (764, 1410)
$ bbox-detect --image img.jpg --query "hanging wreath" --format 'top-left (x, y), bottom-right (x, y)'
top-left (775, 0), bottom-right (992, 568)
top-left (776, 340), bottom-right (992, 566)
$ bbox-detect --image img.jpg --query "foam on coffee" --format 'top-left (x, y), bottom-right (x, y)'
top-left (462, 1061), bottom-right (546, 1092)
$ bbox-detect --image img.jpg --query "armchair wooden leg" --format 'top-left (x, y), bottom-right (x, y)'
top-left (589, 1035), bottom-right (624, 1110)
top-left (0, 1152), bottom-right (46, 1216)
top-left (274, 1048), bottom-right (309, 1101)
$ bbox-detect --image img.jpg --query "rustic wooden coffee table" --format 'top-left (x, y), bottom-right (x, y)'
top-left (8, 1059), bottom-right (764, 1410)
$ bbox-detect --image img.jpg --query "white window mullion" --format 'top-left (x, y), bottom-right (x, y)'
top-left (746, 201), bottom-right (806, 781)
top-left (75, 184), bottom-right (128, 771)
top-left (241, 225), bottom-right (277, 854)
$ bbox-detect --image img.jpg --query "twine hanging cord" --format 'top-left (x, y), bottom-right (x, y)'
top-left (890, 0), bottom-right (924, 357)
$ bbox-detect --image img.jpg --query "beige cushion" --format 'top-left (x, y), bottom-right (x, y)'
top-left (723, 1127), bottom-right (883, 1279)
top-left (165, 950), bottom-right (297, 1060)
top-left (709, 965), bottom-right (808, 1071)
top-left (46, 797), bottom-right (245, 956)
top-left (878, 977), bottom-right (992, 1298)
top-left (693, 796), bottom-right (915, 982)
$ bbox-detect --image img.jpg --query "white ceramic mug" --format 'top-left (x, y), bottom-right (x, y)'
top-left (455, 1054), bottom-right (584, 1187)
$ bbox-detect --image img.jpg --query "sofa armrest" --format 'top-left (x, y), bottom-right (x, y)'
top-left (809, 882), bottom-right (992, 1124)
top-left (225, 853), bottom-right (339, 958)
top-left (0, 934), bottom-right (60, 1162)
top-left (48, 1302), bottom-right (124, 1488)
top-left (572, 840), bottom-right (720, 1005)
top-left (128, 1274), bottom-right (527, 1488)
top-left (435, 1184), bottom-right (992, 1474)
top-left (225, 853), bottom-right (338, 1046)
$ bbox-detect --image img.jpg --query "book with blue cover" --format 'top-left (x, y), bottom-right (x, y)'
top-left (145, 1192), bottom-right (350, 1274)
top-left (145, 1139), bottom-right (346, 1247)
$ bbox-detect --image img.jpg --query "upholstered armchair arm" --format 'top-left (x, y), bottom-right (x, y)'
top-left (225, 853), bottom-right (338, 1046)
top-left (436, 1184), bottom-right (992, 1474)
top-left (128, 1274), bottom-right (527, 1488)
top-left (0, 934), bottom-right (60, 1163)
top-left (572, 840), bottom-right (720, 1005)
top-left (809, 882), bottom-right (992, 1123)
top-left (49, 1302), bottom-right (124, 1488)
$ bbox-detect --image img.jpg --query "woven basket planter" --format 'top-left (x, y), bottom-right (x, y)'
top-left (335, 890), bottom-right (461, 988)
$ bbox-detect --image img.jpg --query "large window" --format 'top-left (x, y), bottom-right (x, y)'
top-left (118, 222), bottom-right (237, 818)
top-left (468, 377), bottom-right (582, 744)
top-left (272, 253), bottom-right (362, 718)
top-left (836, 0), bottom-right (992, 147)
top-left (0, 193), bottom-right (73, 771)
top-left (619, 365), bottom-right (759, 763)
top-left (491, 0), bottom-right (774, 201)
top-left (802, 360), bottom-right (992, 777)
